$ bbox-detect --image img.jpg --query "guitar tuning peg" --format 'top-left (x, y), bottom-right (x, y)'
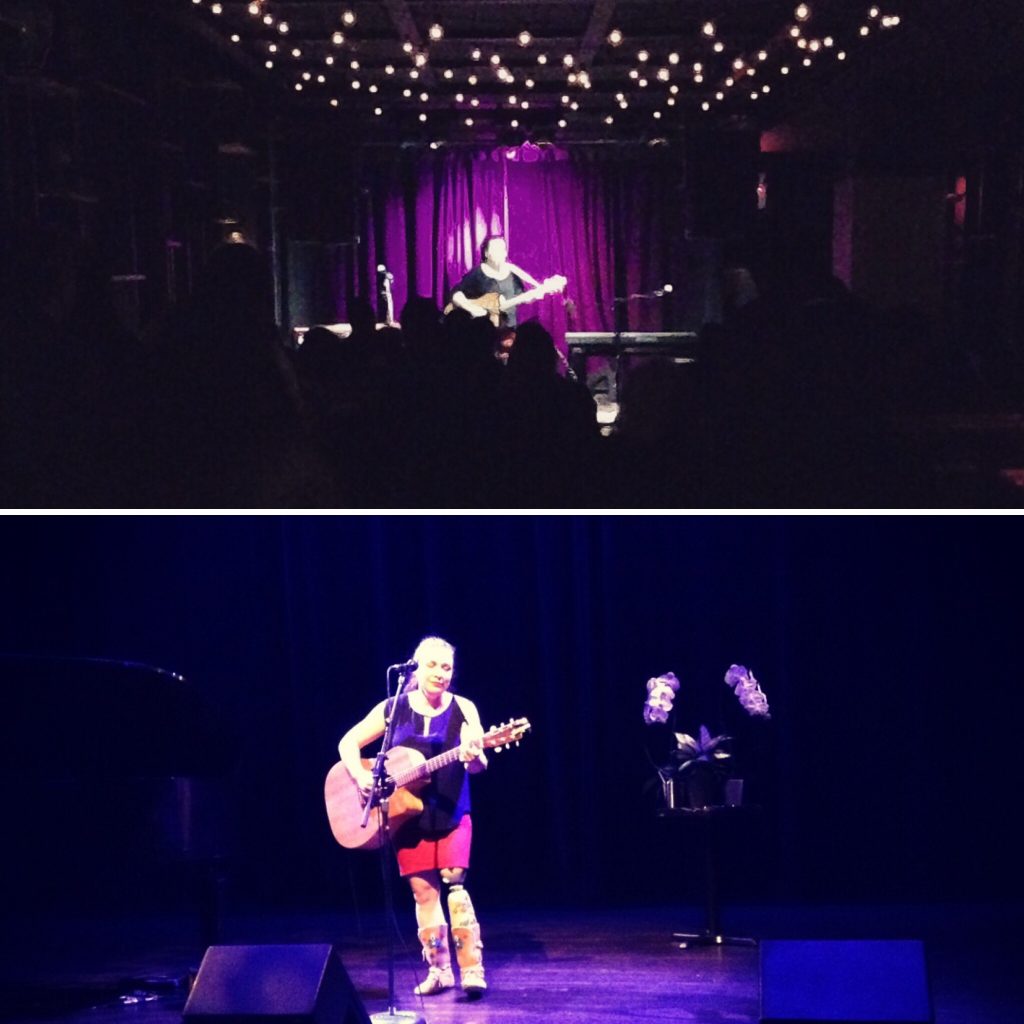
top-left (515, 741), bottom-right (520, 746)
top-left (494, 745), bottom-right (503, 753)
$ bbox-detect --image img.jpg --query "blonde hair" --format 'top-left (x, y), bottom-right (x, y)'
top-left (403, 636), bottom-right (456, 692)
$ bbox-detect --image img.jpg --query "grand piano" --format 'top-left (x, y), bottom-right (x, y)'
top-left (1, 654), bottom-right (237, 942)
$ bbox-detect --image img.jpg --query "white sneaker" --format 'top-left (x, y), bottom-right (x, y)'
top-left (414, 965), bottom-right (455, 996)
top-left (460, 964), bottom-right (487, 997)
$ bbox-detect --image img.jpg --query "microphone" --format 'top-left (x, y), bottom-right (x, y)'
top-left (653, 284), bottom-right (674, 297)
top-left (389, 659), bottom-right (418, 673)
top-left (377, 264), bottom-right (395, 282)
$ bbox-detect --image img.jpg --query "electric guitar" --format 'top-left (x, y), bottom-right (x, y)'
top-left (445, 275), bottom-right (568, 326)
top-left (324, 717), bottom-right (531, 850)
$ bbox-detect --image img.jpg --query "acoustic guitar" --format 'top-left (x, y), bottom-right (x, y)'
top-left (445, 275), bottom-right (568, 326)
top-left (324, 717), bottom-right (531, 850)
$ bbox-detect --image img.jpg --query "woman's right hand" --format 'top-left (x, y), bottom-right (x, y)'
top-left (353, 767), bottom-right (375, 801)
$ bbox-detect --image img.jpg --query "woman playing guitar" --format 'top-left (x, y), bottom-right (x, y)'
top-left (336, 636), bottom-right (489, 998)
top-left (448, 236), bottom-right (565, 330)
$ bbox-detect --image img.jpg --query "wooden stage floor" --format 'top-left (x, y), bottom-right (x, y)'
top-left (2, 903), bottom-right (1021, 1024)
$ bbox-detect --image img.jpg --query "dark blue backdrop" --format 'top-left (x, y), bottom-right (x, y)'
top-left (3, 516), bottom-right (1021, 919)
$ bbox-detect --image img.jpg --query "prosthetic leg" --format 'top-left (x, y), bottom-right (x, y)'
top-left (447, 885), bottom-right (486, 997)
top-left (413, 925), bottom-right (454, 995)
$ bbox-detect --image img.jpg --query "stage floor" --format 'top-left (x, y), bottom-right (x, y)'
top-left (2, 903), bottom-right (1021, 1024)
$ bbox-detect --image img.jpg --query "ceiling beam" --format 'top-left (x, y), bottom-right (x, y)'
top-left (380, 0), bottom-right (436, 84)
top-left (579, 0), bottom-right (618, 68)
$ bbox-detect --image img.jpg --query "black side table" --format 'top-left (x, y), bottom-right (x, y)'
top-left (657, 805), bottom-right (758, 949)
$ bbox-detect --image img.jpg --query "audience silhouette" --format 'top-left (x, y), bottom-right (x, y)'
top-left (2, 229), bottom-right (1019, 509)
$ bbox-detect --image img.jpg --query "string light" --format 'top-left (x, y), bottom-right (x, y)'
top-left (608, 29), bottom-right (623, 46)
top-left (518, 31), bottom-right (532, 47)
top-left (331, 32), bottom-right (344, 45)
top-left (702, 21), bottom-right (716, 38)
top-left (277, 21), bottom-right (289, 34)
top-left (341, 10), bottom-right (356, 26)
top-left (428, 24), bottom-right (444, 42)
top-left (537, 54), bottom-right (548, 65)
top-left (637, 50), bottom-right (649, 62)
top-left (713, 41), bottom-right (724, 53)
top-left (795, 4), bottom-right (811, 22)
top-left (471, 48), bottom-right (482, 61)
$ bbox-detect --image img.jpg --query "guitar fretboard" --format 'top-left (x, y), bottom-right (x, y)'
top-left (389, 747), bottom-right (463, 788)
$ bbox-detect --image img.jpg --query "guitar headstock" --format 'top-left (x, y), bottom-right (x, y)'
top-left (482, 718), bottom-right (532, 752)
top-left (541, 275), bottom-right (567, 296)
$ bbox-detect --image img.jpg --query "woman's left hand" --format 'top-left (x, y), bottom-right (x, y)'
top-left (459, 736), bottom-right (483, 763)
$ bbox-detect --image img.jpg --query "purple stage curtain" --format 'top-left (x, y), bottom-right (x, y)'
top-left (329, 144), bottom-right (690, 347)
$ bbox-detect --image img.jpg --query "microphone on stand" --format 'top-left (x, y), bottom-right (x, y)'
top-left (388, 659), bottom-right (418, 673)
top-left (653, 283), bottom-right (674, 297)
top-left (377, 263), bottom-right (395, 282)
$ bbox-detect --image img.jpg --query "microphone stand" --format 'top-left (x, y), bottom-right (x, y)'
top-left (365, 665), bottom-right (424, 1024)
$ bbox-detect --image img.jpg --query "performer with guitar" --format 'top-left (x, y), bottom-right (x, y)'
top-left (448, 236), bottom-right (566, 330)
top-left (336, 635), bottom-right (490, 998)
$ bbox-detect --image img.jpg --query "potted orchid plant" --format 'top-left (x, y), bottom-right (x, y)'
top-left (644, 665), bottom-right (770, 810)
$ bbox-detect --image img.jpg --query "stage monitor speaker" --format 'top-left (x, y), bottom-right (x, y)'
top-left (760, 940), bottom-right (933, 1024)
top-left (183, 944), bottom-right (371, 1024)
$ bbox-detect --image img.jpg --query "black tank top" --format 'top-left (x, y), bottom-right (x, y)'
top-left (389, 692), bottom-right (471, 836)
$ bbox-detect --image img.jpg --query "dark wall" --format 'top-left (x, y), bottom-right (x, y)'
top-left (1, 517), bottom-right (1021, 918)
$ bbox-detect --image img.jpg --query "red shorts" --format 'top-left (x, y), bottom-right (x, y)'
top-left (394, 815), bottom-right (472, 877)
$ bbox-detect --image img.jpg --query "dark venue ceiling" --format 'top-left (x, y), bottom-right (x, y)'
top-left (179, 0), bottom-right (909, 142)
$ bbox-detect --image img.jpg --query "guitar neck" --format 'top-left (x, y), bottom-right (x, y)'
top-left (504, 286), bottom-right (548, 311)
top-left (389, 746), bottom-right (461, 788)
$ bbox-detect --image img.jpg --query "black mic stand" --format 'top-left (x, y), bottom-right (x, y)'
top-left (364, 665), bottom-right (424, 1024)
